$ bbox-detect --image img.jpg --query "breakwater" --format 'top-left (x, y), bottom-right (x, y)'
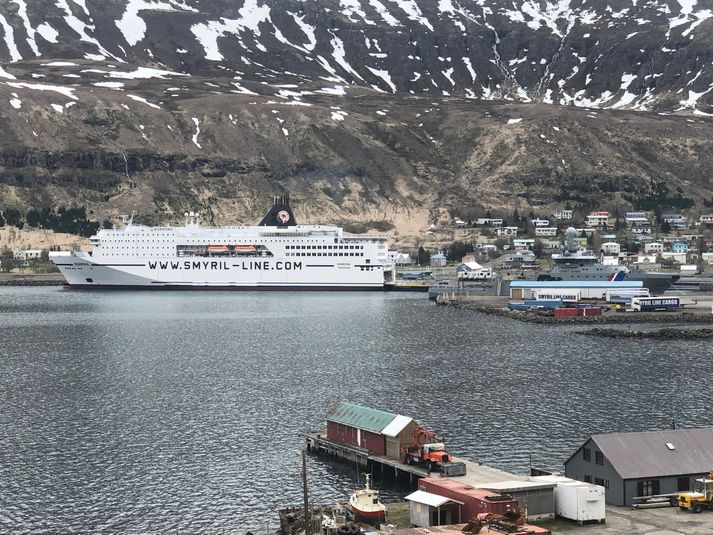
top-left (451, 303), bottom-right (713, 325)
top-left (0, 279), bottom-right (64, 286)
top-left (579, 328), bottom-right (713, 339)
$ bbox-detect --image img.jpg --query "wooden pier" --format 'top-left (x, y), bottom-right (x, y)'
top-left (303, 431), bottom-right (524, 489)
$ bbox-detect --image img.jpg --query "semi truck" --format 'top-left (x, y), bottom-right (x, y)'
top-left (630, 297), bottom-right (680, 311)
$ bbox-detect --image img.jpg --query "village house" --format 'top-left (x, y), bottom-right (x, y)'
top-left (475, 218), bottom-right (504, 227)
top-left (531, 218), bottom-right (550, 227)
top-left (535, 227), bottom-right (557, 237)
top-left (496, 226), bottom-right (519, 237)
top-left (662, 213), bottom-right (688, 230)
top-left (586, 211), bottom-right (610, 227)
top-left (552, 209), bottom-right (573, 220)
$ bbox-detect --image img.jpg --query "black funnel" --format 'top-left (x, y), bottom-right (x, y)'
top-left (258, 194), bottom-right (297, 227)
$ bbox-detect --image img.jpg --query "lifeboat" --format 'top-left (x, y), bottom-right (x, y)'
top-left (234, 245), bottom-right (257, 253)
top-left (348, 474), bottom-right (386, 522)
top-left (207, 245), bottom-right (230, 255)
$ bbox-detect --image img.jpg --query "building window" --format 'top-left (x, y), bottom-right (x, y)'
top-left (595, 477), bottom-right (605, 487)
top-left (584, 475), bottom-right (592, 483)
top-left (583, 448), bottom-right (591, 462)
top-left (595, 451), bottom-right (604, 465)
top-left (678, 477), bottom-right (690, 492)
top-left (637, 480), bottom-right (660, 497)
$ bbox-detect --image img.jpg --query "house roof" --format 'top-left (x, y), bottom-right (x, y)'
top-left (566, 428), bottom-right (713, 480)
top-left (381, 414), bottom-right (414, 437)
top-left (458, 261), bottom-right (483, 271)
top-left (405, 490), bottom-right (463, 507)
top-left (326, 402), bottom-right (406, 435)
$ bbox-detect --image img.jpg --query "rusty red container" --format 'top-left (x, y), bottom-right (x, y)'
top-left (554, 308), bottom-right (578, 317)
top-left (419, 477), bottom-right (519, 520)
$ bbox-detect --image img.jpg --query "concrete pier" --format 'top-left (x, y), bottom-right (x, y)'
top-left (303, 431), bottom-right (522, 488)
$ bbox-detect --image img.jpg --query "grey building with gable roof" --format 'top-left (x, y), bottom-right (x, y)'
top-left (564, 428), bottom-right (713, 506)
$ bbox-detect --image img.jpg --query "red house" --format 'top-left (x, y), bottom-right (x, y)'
top-left (326, 402), bottom-right (418, 458)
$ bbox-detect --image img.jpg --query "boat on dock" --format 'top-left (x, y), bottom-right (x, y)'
top-left (348, 474), bottom-right (386, 522)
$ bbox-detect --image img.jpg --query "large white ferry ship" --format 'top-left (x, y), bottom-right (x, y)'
top-left (49, 195), bottom-right (395, 290)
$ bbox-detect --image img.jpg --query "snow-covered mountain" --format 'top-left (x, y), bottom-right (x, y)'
top-left (1, 0), bottom-right (712, 113)
top-left (1, 1), bottom-right (713, 235)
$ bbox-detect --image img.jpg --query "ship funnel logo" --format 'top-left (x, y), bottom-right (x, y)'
top-left (277, 210), bottom-right (290, 224)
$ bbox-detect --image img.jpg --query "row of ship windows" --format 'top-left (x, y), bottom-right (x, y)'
top-left (102, 240), bottom-right (367, 245)
top-left (287, 245), bottom-right (363, 250)
top-left (286, 252), bottom-right (363, 257)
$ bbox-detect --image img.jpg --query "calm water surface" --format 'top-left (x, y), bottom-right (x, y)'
top-left (1, 287), bottom-right (712, 532)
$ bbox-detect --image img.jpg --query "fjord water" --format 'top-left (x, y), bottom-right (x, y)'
top-left (1, 288), bottom-right (712, 532)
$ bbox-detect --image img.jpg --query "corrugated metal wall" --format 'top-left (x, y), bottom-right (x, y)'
top-left (361, 430), bottom-right (386, 455)
top-left (327, 420), bottom-right (358, 447)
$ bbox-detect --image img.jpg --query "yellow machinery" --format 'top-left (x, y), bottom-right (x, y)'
top-left (675, 473), bottom-right (713, 513)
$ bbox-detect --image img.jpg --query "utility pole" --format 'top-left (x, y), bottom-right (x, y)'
top-left (302, 449), bottom-right (312, 535)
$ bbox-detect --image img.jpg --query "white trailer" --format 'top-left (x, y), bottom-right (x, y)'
top-left (605, 288), bottom-right (650, 303)
top-left (535, 290), bottom-right (581, 303)
top-left (532, 476), bottom-right (605, 524)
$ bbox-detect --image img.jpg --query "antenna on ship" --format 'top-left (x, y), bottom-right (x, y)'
top-left (120, 211), bottom-right (135, 228)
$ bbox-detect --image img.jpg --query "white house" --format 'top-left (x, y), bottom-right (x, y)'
top-left (601, 242), bottom-right (621, 255)
top-left (552, 209), bottom-right (573, 220)
top-left (535, 227), bottom-right (558, 236)
top-left (644, 242), bottom-right (664, 254)
top-left (699, 215), bottom-right (713, 225)
top-left (496, 226), bottom-right (519, 237)
top-left (531, 218), bottom-right (550, 227)
top-left (476, 218), bottom-right (504, 227)
top-left (454, 217), bottom-right (468, 228)
top-left (513, 239), bottom-right (535, 249)
top-left (13, 249), bottom-right (42, 261)
top-left (388, 251), bottom-right (413, 266)
top-left (456, 261), bottom-right (493, 280)
top-left (662, 213), bottom-right (688, 230)
top-left (586, 211), bottom-right (610, 227)
top-left (625, 212), bottom-right (649, 225)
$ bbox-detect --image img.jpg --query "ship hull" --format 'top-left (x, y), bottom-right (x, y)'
top-left (50, 252), bottom-right (387, 289)
top-left (349, 506), bottom-right (386, 521)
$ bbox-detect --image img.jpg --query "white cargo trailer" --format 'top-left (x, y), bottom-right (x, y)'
top-left (531, 475), bottom-right (606, 524)
top-left (535, 290), bottom-right (581, 303)
top-left (605, 288), bottom-right (649, 303)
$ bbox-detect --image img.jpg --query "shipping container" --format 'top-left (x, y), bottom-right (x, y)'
top-left (419, 477), bottom-right (519, 519)
top-left (577, 307), bottom-right (602, 317)
top-left (554, 308), bottom-right (578, 317)
top-left (532, 476), bottom-right (605, 523)
top-left (631, 297), bottom-right (680, 311)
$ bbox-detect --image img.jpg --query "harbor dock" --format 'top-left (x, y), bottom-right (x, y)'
top-left (303, 430), bottom-right (523, 488)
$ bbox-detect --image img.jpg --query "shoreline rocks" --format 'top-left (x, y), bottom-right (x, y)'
top-left (579, 328), bottom-right (713, 339)
top-left (451, 303), bottom-right (713, 325)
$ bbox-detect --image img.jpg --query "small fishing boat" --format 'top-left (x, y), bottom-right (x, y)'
top-left (348, 474), bottom-right (386, 522)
